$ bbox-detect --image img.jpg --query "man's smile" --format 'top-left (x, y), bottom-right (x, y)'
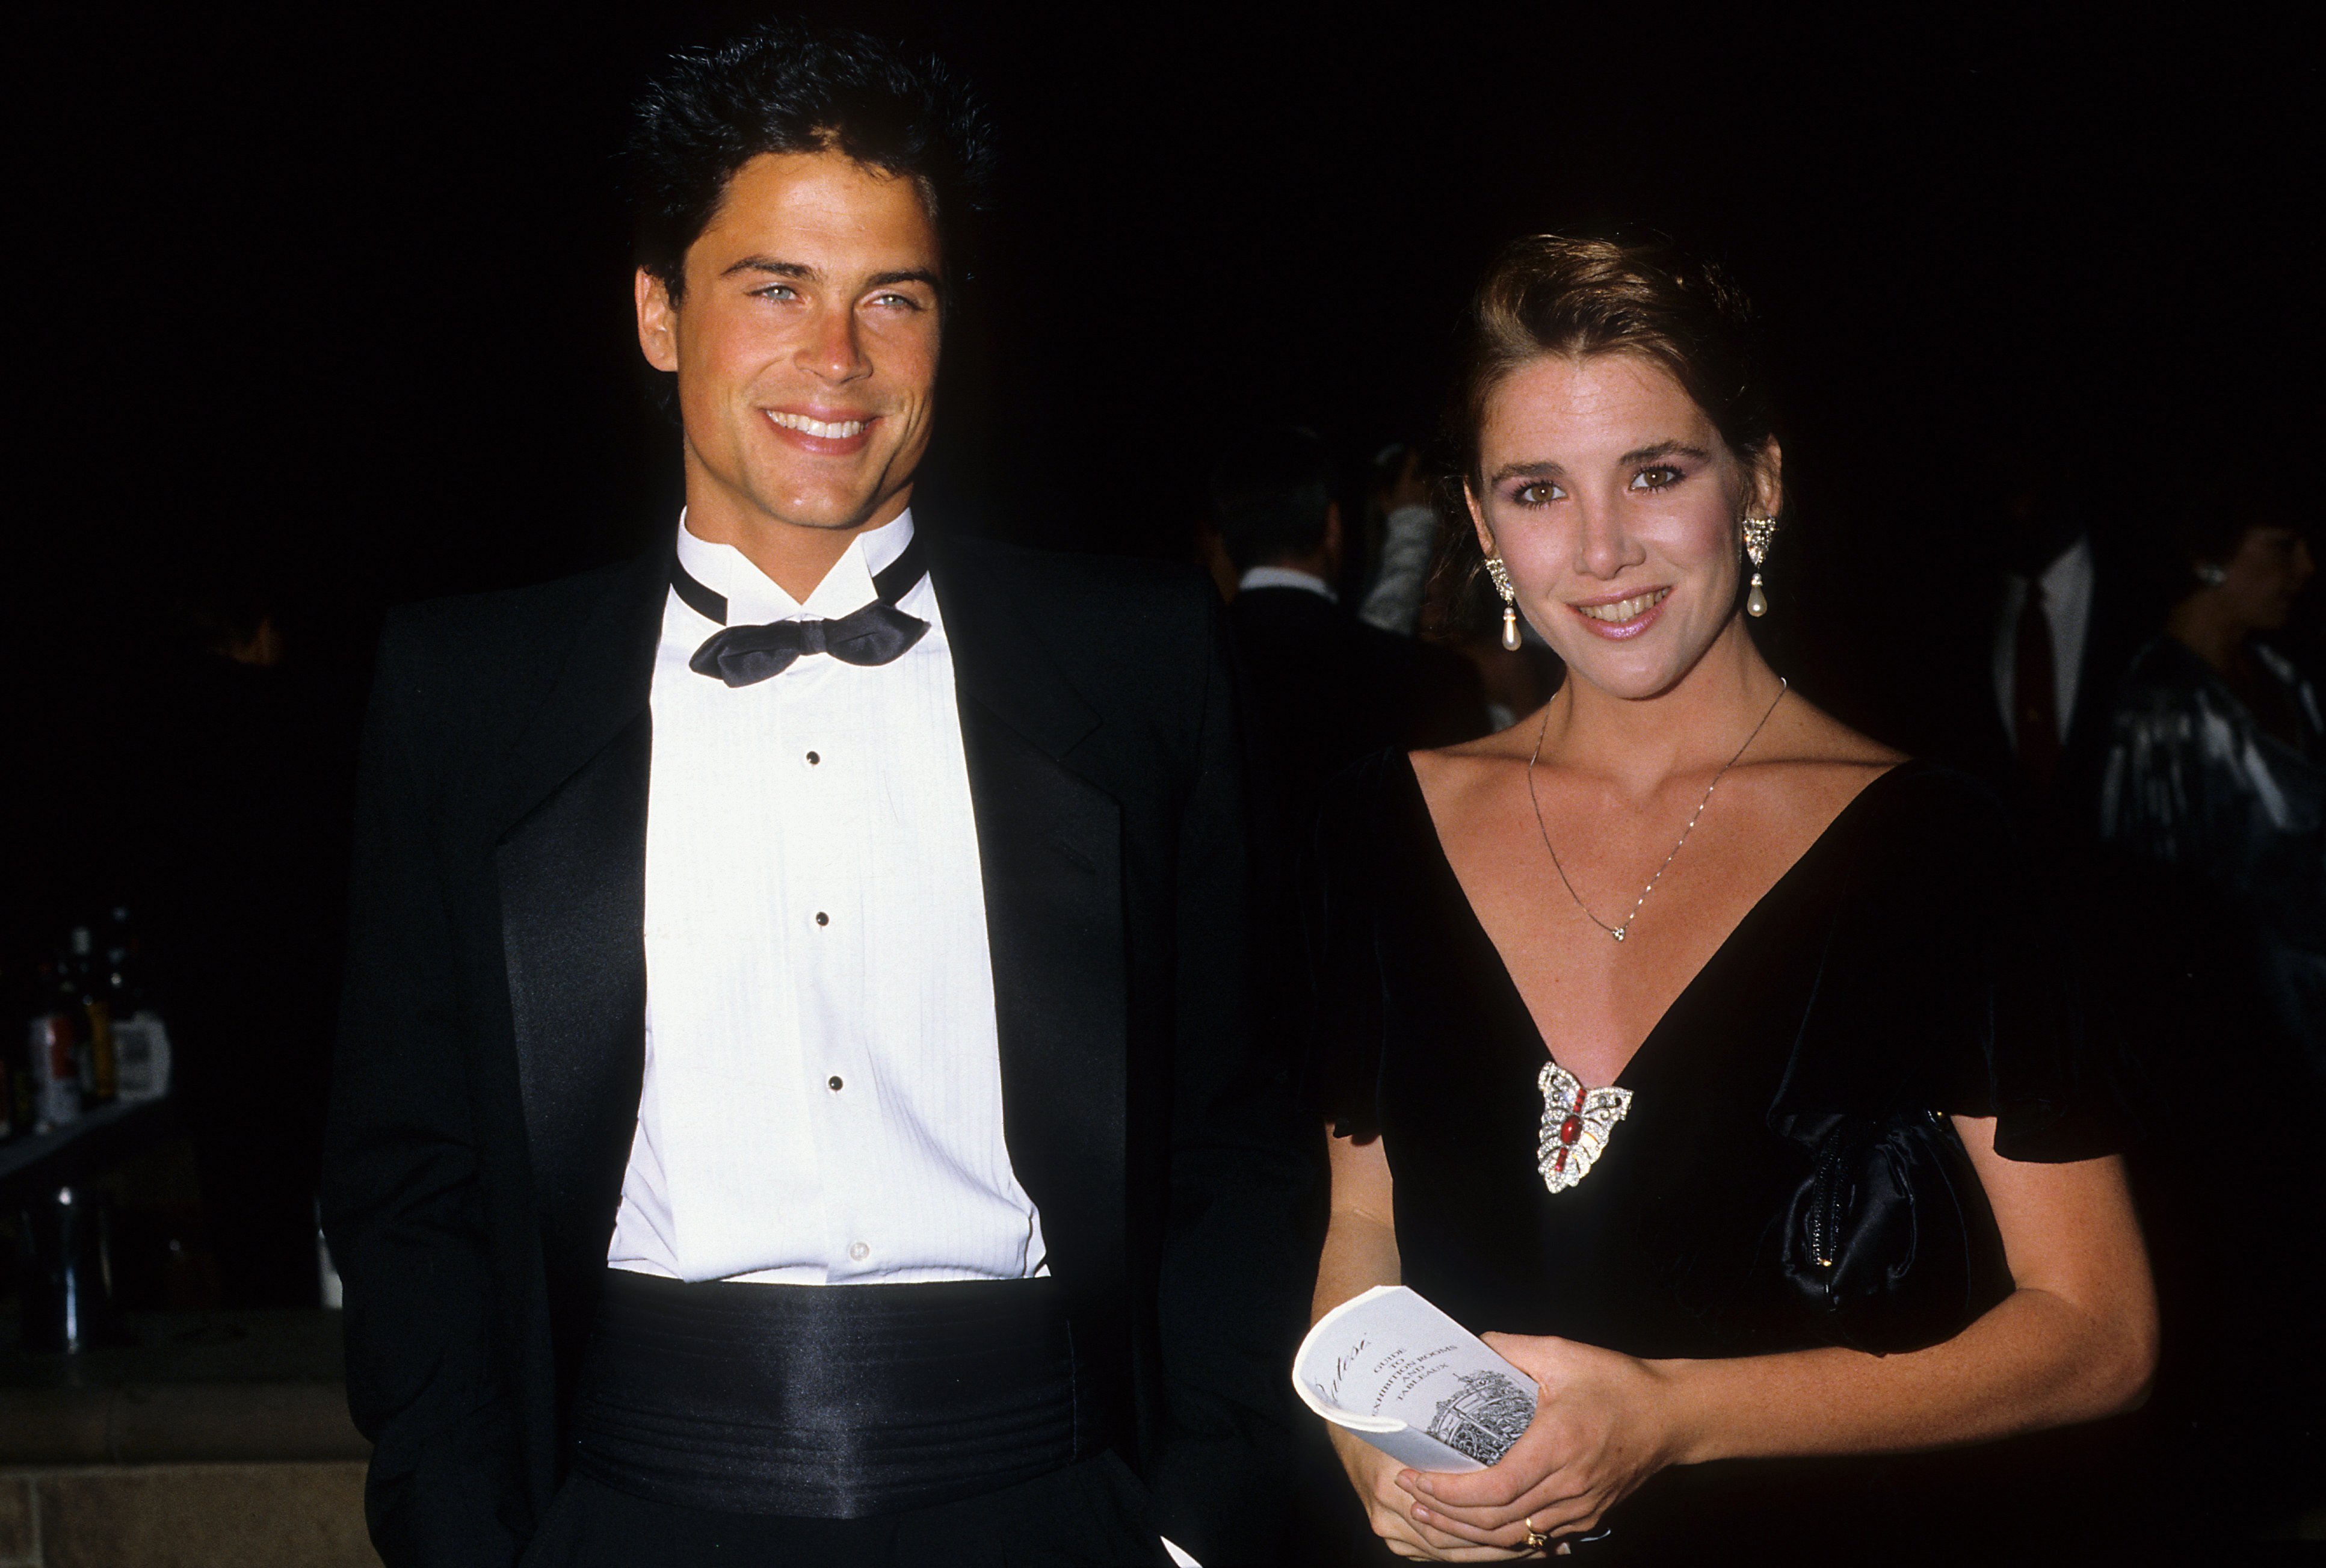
top-left (765, 408), bottom-right (871, 439)
top-left (760, 405), bottom-right (880, 455)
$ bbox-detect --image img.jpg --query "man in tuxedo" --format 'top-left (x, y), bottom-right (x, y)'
top-left (1214, 427), bottom-right (1487, 846)
top-left (322, 23), bottom-right (1313, 1567)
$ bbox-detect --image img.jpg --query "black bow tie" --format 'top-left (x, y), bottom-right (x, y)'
top-left (675, 534), bottom-right (931, 688)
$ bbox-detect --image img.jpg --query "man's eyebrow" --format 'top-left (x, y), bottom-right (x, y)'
top-left (721, 256), bottom-right (817, 281)
top-left (865, 268), bottom-right (943, 292)
top-left (715, 259), bottom-right (943, 294)
top-left (1618, 440), bottom-right (1711, 466)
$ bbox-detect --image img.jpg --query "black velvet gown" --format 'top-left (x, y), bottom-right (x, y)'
top-left (1304, 752), bottom-right (2127, 1564)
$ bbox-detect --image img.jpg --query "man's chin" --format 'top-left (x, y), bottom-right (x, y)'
top-left (748, 483), bottom-right (908, 536)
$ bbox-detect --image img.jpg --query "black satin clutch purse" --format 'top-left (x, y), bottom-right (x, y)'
top-left (1774, 1110), bottom-right (2013, 1354)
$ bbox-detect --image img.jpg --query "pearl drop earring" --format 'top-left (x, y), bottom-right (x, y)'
top-left (1742, 516), bottom-right (1777, 617)
top-left (1485, 555), bottom-right (1522, 650)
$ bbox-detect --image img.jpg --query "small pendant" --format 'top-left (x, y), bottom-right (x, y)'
top-left (1746, 572), bottom-right (1768, 618)
top-left (1610, 927), bottom-right (1626, 942)
top-left (1501, 606), bottom-right (1522, 652)
top-left (1535, 1063), bottom-right (1633, 1194)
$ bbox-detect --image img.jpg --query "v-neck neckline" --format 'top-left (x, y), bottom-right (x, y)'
top-left (1390, 750), bottom-right (1919, 1091)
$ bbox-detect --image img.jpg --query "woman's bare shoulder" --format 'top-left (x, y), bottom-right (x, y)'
top-left (1408, 718), bottom-right (1537, 801)
top-left (1746, 694), bottom-right (1910, 823)
top-left (1763, 691), bottom-right (1908, 769)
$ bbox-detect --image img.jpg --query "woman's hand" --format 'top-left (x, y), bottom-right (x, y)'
top-left (1397, 1334), bottom-right (1682, 1553)
top-left (1333, 1427), bottom-right (1538, 1560)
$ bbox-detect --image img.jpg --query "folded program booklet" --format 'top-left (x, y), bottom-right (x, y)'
top-left (1292, 1285), bottom-right (1540, 1471)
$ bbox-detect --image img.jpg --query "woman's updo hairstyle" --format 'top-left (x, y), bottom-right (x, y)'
top-left (1447, 233), bottom-right (1777, 493)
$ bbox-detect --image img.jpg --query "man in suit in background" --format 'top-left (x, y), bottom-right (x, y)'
top-left (1214, 427), bottom-right (1487, 846)
top-left (322, 23), bottom-right (1313, 1566)
top-left (1911, 437), bottom-right (2149, 840)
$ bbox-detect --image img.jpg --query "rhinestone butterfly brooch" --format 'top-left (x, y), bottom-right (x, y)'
top-left (1535, 1061), bottom-right (1633, 1194)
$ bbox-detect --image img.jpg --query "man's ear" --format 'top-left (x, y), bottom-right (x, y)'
top-left (635, 267), bottom-right (680, 372)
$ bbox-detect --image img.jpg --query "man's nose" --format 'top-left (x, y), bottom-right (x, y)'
top-left (796, 304), bottom-right (869, 383)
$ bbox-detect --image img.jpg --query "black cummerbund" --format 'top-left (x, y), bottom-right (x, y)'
top-left (570, 1270), bottom-right (1093, 1518)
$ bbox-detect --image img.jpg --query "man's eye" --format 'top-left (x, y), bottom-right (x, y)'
top-left (753, 285), bottom-right (798, 301)
top-left (1630, 466), bottom-right (1682, 490)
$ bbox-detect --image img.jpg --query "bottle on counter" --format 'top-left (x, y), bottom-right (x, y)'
top-left (67, 926), bottom-right (119, 1106)
top-left (28, 955), bottom-right (85, 1131)
top-left (101, 909), bottom-right (172, 1102)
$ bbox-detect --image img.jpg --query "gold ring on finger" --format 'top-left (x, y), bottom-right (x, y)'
top-left (1523, 1517), bottom-right (1549, 1551)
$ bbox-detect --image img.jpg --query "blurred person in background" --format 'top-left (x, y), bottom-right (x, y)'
top-left (1908, 431), bottom-right (2149, 842)
top-left (2097, 497), bottom-right (2321, 999)
top-left (1214, 426), bottom-right (1486, 847)
top-left (1359, 443), bottom-right (1439, 636)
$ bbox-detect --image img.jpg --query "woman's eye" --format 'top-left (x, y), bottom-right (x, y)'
top-left (1630, 466), bottom-right (1682, 491)
top-left (1514, 481), bottom-right (1562, 505)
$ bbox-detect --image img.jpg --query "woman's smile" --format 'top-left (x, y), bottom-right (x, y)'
top-left (1569, 586), bottom-right (1671, 638)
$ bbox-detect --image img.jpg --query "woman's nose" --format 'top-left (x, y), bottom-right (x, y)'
top-left (1572, 504), bottom-right (1642, 578)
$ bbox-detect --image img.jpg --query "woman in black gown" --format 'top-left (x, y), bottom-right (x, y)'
top-left (1306, 236), bottom-right (2158, 1562)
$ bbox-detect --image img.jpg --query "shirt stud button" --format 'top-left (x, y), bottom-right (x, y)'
top-left (815, 911), bottom-right (830, 927)
top-left (805, 751), bottom-right (820, 765)
top-left (847, 1241), bottom-right (869, 1263)
top-left (827, 1075), bottom-right (844, 1092)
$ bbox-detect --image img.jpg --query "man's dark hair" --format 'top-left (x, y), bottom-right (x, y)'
top-left (1210, 426), bottom-right (1335, 573)
top-left (627, 20), bottom-right (995, 301)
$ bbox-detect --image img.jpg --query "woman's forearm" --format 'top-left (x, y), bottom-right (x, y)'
top-left (1657, 1283), bottom-right (2157, 1466)
top-left (1316, 1130), bottom-right (1404, 1324)
top-left (1313, 1208), bottom-right (1401, 1324)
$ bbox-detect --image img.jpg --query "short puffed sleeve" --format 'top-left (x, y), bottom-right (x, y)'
top-left (1772, 765), bottom-right (2125, 1161)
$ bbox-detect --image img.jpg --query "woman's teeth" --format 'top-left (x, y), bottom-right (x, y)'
top-left (1576, 589), bottom-right (1670, 623)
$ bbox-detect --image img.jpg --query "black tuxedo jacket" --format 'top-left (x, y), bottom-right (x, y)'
top-left (321, 531), bottom-right (1319, 1567)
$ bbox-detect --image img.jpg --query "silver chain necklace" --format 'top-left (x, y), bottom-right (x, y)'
top-left (1525, 678), bottom-right (1789, 943)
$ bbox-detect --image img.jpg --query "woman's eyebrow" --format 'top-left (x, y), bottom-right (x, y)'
top-left (1618, 440), bottom-right (1710, 466)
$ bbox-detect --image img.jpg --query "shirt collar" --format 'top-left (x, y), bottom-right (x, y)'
top-left (2038, 533), bottom-right (2094, 600)
top-left (673, 508), bottom-right (916, 625)
top-left (1237, 564), bottom-right (1339, 603)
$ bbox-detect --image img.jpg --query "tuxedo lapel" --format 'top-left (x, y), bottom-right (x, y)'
top-left (492, 551), bottom-right (664, 1330)
top-left (930, 542), bottom-right (1131, 1311)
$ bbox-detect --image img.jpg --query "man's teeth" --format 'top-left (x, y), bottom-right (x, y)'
top-left (768, 411), bottom-right (866, 439)
top-left (1576, 589), bottom-right (1670, 623)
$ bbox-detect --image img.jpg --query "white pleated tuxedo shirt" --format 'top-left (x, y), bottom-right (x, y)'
top-left (607, 510), bottom-right (1050, 1286)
